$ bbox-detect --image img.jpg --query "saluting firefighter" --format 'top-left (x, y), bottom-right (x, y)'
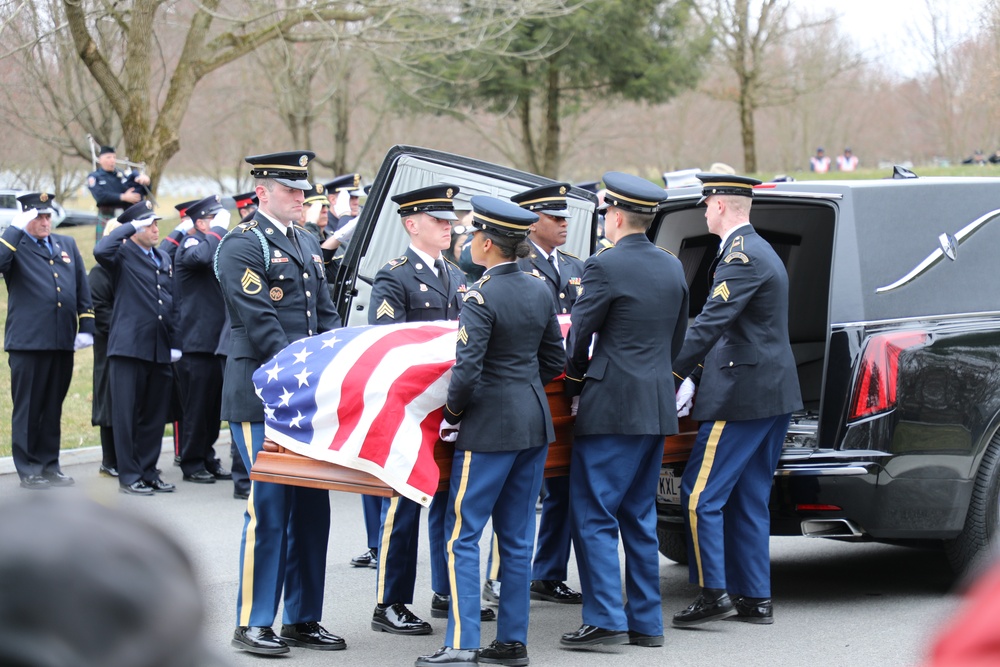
top-left (366, 185), bottom-right (497, 636)
top-left (173, 195), bottom-right (234, 484)
top-left (671, 174), bottom-right (801, 627)
top-left (416, 196), bottom-right (565, 667)
top-left (0, 192), bottom-right (95, 490)
top-left (216, 151), bottom-right (345, 656)
top-left (560, 172), bottom-right (689, 650)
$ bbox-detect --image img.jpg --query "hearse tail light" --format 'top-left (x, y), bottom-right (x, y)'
top-left (848, 331), bottom-right (929, 421)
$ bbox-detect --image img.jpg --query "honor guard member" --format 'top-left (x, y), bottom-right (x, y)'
top-left (173, 195), bottom-right (234, 484)
top-left (560, 172), bottom-right (689, 650)
top-left (325, 173), bottom-right (362, 231)
top-left (416, 196), bottom-right (564, 667)
top-left (671, 174), bottom-right (801, 627)
top-left (481, 183), bottom-right (583, 605)
top-left (366, 184), bottom-right (488, 636)
top-left (94, 201), bottom-right (179, 496)
top-left (87, 145), bottom-right (152, 238)
top-left (0, 193), bottom-right (95, 489)
top-left (217, 150), bottom-right (345, 655)
top-left (160, 199), bottom-right (198, 262)
top-left (302, 183), bottom-right (332, 242)
top-left (89, 247), bottom-right (118, 479)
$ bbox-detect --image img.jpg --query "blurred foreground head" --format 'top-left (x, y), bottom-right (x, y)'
top-left (0, 494), bottom-right (219, 667)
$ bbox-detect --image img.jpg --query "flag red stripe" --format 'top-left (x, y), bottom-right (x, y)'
top-left (405, 409), bottom-right (447, 494)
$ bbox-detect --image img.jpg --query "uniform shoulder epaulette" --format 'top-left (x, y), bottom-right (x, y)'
top-left (443, 255), bottom-right (461, 269)
top-left (471, 274), bottom-right (491, 289)
top-left (524, 271), bottom-right (545, 281)
top-left (386, 255), bottom-right (408, 270)
top-left (723, 234), bottom-right (750, 264)
top-left (557, 249), bottom-right (581, 260)
top-left (237, 220), bottom-right (258, 233)
top-left (655, 245), bottom-right (677, 257)
top-left (595, 245), bottom-right (614, 256)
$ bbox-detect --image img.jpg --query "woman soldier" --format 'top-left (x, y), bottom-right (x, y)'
top-left (416, 195), bottom-right (565, 667)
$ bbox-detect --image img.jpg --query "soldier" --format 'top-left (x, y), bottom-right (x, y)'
top-left (217, 151), bottom-right (344, 655)
top-left (560, 172), bottom-right (688, 650)
top-left (301, 183), bottom-right (332, 242)
top-left (416, 195), bottom-right (564, 667)
top-left (671, 173), bottom-right (802, 628)
top-left (325, 173), bottom-right (363, 231)
top-left (86, 145), bottom-right (152, 238)
top-left (173, 195), bottom-right (234, 484)
top-left (94, 200), bottom-right (179, 496)
top-left (0, 193), bottom-right (95, 489)
top-left (365, 184), bottom-right (494, 636)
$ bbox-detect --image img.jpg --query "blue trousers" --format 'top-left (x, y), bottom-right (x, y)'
top-left (362, 494), bottom-right (381, 549)
top-left (681, 415), bottom-right (791, 598)
top-left (232, 421), bottom-right (331, 627)
top-left (570, 434), bottom-right (664, 636)
top-left (444, 445), bottom-right (547, 650)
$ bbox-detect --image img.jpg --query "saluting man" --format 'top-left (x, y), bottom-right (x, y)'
top-left (94, 200), bottom-right (179, 496)
top-left (561, 172), bottom-right (689, 650)
top-left (173, 195), bottom-right (234, 484)
top-left (216, 151), bottom-right (345, 656)
top-left (0, 192), bottom-right (95, 489)
top-left (671, 173), bottom-right (802, 628)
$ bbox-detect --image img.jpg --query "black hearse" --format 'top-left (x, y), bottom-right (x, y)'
top-left (330, 147), bottom-right (1000, 575)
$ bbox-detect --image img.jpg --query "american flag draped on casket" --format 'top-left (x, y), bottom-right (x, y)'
top-left (252, 316), bottom-right (572, 507)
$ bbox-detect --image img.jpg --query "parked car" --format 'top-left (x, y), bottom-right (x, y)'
top-left (0, 189), bottom-right (66, 232)
top-left (58, 209), bottom-right (99, 227)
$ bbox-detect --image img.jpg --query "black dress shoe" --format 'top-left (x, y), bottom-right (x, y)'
top-left (19, 475), bottom-right (50, 491)
top-left (182, 470), bottom-right (216, 484)
top-left (559, 624), bottom-right (629, 647)
top-left (627, 631), bottom-right (664, 647)
top-left (530, 580), bottom-right (582, 604)
top-left (233, 489), bottom-right (250, 500)
top-left (672, 589), bottom-right (737, 627)
top-left (279, 621), bottom-right (346, 650)
top-left (119, 480), bottom-right (153, 495)
top-left (479, 639), bottom-right (528, 666)
top-left (482, 578), bottom-right (501, 603)
top-left (232, 626), bottom-right (289, 655)
top-left (147, 477), bottom-right (176, 493)
top-left (415, 646), bottom-right (478, 666)
top-left (351, 547), bottom-right (377, 568)
top-left (732, 596), bottom-right (774, 624)
top-left (430, 592), bottom-right (496, 621)
top-left (42, 471), bottom-right (74, 487)
top-left (209, 467), bottom-right (233, 480)
top-left (372, 602), bottom-right (432, 635)
top-left (99, 464), bottom-right (119, 478)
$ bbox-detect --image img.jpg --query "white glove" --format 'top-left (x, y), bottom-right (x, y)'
top-left (333, 188), bottom-right (351, 218)
top-left (676, 377), bottom-right (696, 418)
top-left (170, 348), bottom-right (182, 363)
top-left (333, 217), bottom-right (358, 243)
top-left (212, 208), bottom-right (232, 230)
top-left (439, 418), bottom-right (461, 442)
top-left (305, 202), bottom-right (323, 225)
top-left (11, 208), bottom-right (37, 230)
top-left (571, 396), bottom-right (579, 417)
top-left (131, 218), bottom-right (154, 231)
top-left (73, 332), bottom-right (94, 351)
top-left (176, 218), bottom-right (194, 233)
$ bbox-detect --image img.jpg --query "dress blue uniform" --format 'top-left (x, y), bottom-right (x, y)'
top-left (0, 192), bottom-right (95, 485)
top-left (89, 263), bottom-right (117, 474)
top-left (562, 173), bottom-right (688, 645)
top-left (87, 145), bottom-right (149, 239)
top-left (160, 199), bottom-right (198, 262)
top-left (672, 174), bottom-right (802, 620)
top-left (425, 196), bottom-right (564, 663)
top-left (216, 152), bottom-right (342, 648)
top-left (93, 201), bottom-right (176, 490)
top-left (174, 195), bottom-right (229, 479)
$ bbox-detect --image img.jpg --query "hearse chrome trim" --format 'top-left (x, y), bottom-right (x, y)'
top-left (801, 519), bottom-right (865, 538)
top-left (876, 208), bottom-right (1000, 293)
top-left (832, 310), bottom-right (1000, 329)
top-left (775, 464), bottom-right (872, 476)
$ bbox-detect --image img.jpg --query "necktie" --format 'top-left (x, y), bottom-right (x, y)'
top-left (37, 239), bottom-right (51, 256)
top-left (435, 258), bottom-right (450, 295)
top-left (147, 250), bottom-right (159, 267)
top-left (287, 227), bottom-right (301, 258)
top-left (547, 253), bottom-right (558, 279)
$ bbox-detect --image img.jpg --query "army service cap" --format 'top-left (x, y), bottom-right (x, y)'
top-left (303, 182), bottom-right (328, 206)
top-left (118, 200), bottom-right (161, 225)
top-left (469, 195), bottom-right (538, 238)
top-left (601, 172), bottom-right (667, 214)
top-left (511, 183), bottom-right (572, 219)
top-left (325, 173), bottom-right (362, 193)
top-left (16, 192), bottom-right (56, 216)
top-left (187, 194), bottom-right (223, 221)
top-left (696, 173), bottom-right (762, 205)
top-left (245, 150), bottom-right (314, 190)
top-left (392, 184), bottom-right (461, 221)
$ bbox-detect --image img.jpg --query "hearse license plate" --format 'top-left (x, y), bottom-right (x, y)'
top-left (657, 468), bottom-right (681, 505)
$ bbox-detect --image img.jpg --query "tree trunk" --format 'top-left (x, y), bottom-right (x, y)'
top-left (541, 57), bottom-right (561, 179)
top-left (333, 69), bottom-right (351, 175)
top-left (517, 62), bottom-right (540, 174)
top-left (740, 80), bottom-right (757, 173)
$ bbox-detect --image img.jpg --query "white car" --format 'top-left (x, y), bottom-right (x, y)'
top-left (0, 189), bottom-right (67, 232)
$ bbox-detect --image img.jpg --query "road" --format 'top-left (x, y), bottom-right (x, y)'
top-left (0, 446), bottom-right (960, 667)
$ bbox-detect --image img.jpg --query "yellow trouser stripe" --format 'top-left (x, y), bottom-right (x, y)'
top-left (489, 532), bottom-right (501, 579)
top-left (446, 450), bottom-right (473, 648)
top-left (237, 422), bottom-right (257, 627)
top-left (376, 497), bottom-right (399, 603)
top-left (689, 421), bottom-right (726, 588)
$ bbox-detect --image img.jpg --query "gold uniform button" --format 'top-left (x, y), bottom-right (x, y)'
top-left (158, 300), bottom-right (163, 305)
top-left (279, 275), bottom-right (285, 280)
top-left (308, 330), bottom-right (313, 335)
top-left (303, 273), bottom-right (308, 279)
top-left (53, 273), bottom-right (58, 278)
top-left (729, 361), bottom-right (734, 367)
top-left (425, 302), bottom-right (430, 307)
top-left (56, 287), bottom-right (61, 292)
top-left (49, 260), bottom-right (54, 265)
top-left (57, 302), bottom-right (62, 307)
top-left (306, 291), bottom-right (311, 297)
top-left (559, 292), bottom-right (565, 299)
top-left (306, 310), bottom-right (311, 317)
top-left (156, 284), bottom-right (161, 289)
top-left (158, 315), bottom-right (163, 320)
